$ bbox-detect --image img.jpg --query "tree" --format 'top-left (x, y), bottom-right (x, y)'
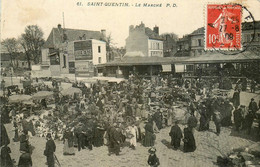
top-left (160, 33), bottom-right (178, 40)
top-left (19, 25), bottom-right (45, 69)
top-left (1, 38), bottom-right (18, 67)
top-left (106, 33), bottom-right (114, 62)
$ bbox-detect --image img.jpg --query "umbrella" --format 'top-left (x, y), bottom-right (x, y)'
top-left (22, 100), bottom-right (35, 105)
top-left (9, 95), bottom-right (32, 103)
top-left (61, 87), bottom-right (82, 96)
top-left (32, 91), bottom-right (53, 100)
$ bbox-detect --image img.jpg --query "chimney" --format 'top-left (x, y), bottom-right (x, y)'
top-left (166, 34), bottom-right (170, 40)
top-left (129, 25), bottom-right (134, 34)
top-left (101, 29), bottom-right (106, 37)
top-left (153, 26), bottom-right (159, 35)
top-left (58, 24), bottom-right (62, 29)
top-left (140, 21), bottom-right (145, 27)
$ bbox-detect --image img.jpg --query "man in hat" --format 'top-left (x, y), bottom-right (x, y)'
top-left (221, 99), bottom-right (233, 127)
top-left (199, 103), bottom-right (209, 131)
top-left (213, 110), bottom-right (222, 136)
top-left (147, 147), bottom-right (160, 167)
top-left (75, 123), bottom-right (85, 152)
top-left (169, 120), bottom-right (183, 150)
top-left (250, 80), bottom-right (256, 93)
top-left (44, 133), bottom-right (56, 167)
top-left (1, 144), bottom-right (14, 167)
top-left (232, 90), bottom-right (240, 108)
top-left (108, 123), bottom-right (121, 156)
top-left (20, 130), bottom-right (30, 153)
top-left (244, 110), bottom-right (255, 135)
top-left (41, 98), bottom-right (47, 109)
top-left (153, 108), bottom-right (163, 130)
top-left (240, 105), bottom-right (248, 130)
top-left (93, 122), bottom-right (106, 147)
top-left (249, 98), bottom-right (258, 115)
top-left (233, 106), bottom-right (243, 132)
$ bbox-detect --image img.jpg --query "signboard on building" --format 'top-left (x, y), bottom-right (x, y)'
top-left (74, 41), bottom-right (93, 60)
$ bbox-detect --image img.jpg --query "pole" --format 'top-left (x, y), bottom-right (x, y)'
top-left (74, 68), bottom-right (77, 82)
top-left (11, 73), bottom-right (13, 85)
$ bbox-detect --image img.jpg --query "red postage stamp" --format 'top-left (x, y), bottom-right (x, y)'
top-left (206, 4), bottom-right (242, 50)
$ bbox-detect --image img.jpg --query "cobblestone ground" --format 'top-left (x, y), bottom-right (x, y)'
top-left (6, 120), bottom-right (258, 167)
top-left (4, 77), bottom-right (260, 167)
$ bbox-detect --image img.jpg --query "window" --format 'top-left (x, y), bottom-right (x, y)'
top-left (186, 65), bottom-right (194, 72)
top-left (98, 57), bottom-right (101, 64)
top-left (192, 40), bottom-right (196, 46)
top-left (257, 33), bottom-right (260, 41)
top-left (98, 46), bottom-right (101, 53)
top-left (198, 39), bottom-right (202, 46)
top-left (63, 55), bottom-right (66, 68)
top-left (50, 55), bottom-right (60, 65)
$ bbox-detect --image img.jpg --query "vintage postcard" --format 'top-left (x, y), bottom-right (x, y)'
top-left (1, 0), bottom-right (260, 167)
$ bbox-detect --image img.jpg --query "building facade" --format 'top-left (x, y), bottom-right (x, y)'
top-left (37, 24), bottom-right (107, 78)
top-left (125, 22), bottom-right (163, 57)
top-left (100, 21), bottom-right (259, 80)
top-left (162, 34), bottom-right (178, 57)
top-left (67, 39), bottom-right (106, 77)
top-left (175, 21), bottom-right (260, 57)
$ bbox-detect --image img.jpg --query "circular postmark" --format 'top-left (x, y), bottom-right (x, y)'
top-left (207, 3), bottom-right (256, 55)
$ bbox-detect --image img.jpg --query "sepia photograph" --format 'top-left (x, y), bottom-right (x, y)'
top-left (0, 0), bottom-right (260, 166)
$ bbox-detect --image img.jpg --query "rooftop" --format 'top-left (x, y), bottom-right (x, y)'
top-left (98, 51), bottom-right (260, 67)
top-left (43, 27), bottom-right (105, 48)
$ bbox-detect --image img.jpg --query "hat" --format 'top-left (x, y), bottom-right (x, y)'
top-left (113, 123), bottom-right (117, 127)
top-left (148, 147), bottom-right (156, 154)
top-left (23, 129), bottom-right (28, 135)
top-left (251, 98), bottom-right (254, 101)
top-left (173, 119), bottom-right (179, 124)
top-left (240, 105), bottom-right (246, 108)
top-left (46, 133), bottom-right (52, 138)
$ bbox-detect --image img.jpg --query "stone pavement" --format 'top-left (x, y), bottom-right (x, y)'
top-left (6, 121), bottom-right (256, 167)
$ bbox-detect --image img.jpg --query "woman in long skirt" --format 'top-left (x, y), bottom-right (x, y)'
top-left (63, 129), bottom-right (75, 155)
top-left (143, 121), bottom-right (155, 147)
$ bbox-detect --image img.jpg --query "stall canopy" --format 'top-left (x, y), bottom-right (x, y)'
top-left (32, 91), bottom-right (53, 100)
top-left (9, 95), bottom-right (32, 103)
top-left (162, 64), bottom-right (172, 72)
top-left (175, 64), bottom-right (185, 73)
top-left (61, 87), bottom-right (82, 96)
top-left (97, 51), bottom-right (259, 68)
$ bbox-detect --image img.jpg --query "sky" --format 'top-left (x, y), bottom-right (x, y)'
top-left (1, 0), bottom-right (260, 47)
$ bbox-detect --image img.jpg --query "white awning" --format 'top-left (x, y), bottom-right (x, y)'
top-left (175, 64), bottom-right (185, 73)
top-left (162, 64), bottom-right (172, 72)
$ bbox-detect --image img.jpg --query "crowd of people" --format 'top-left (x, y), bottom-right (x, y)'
top-left (0, 74), bottom-right (259, 167)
